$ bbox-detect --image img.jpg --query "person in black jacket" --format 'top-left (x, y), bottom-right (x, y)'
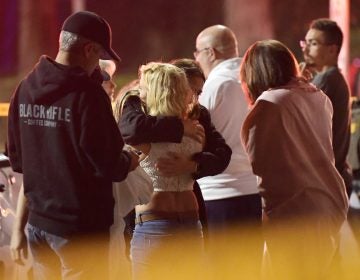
top-left (118, 59), bottom-right (232, 243)
top-left (120, 59), bottom-right (231, 180)
top-left (7, 11), bottom-right (138, 280)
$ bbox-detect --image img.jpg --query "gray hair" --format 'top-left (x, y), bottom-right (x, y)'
top-left (59, 30), bottom-right (90, 52)
top-left (99, 59), bottom-right (116, 70)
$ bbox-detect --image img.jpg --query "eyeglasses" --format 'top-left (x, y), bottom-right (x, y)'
top-left (193, 47), bottom-right (210, 57)
top-left (299, 40), bottom-right (330, 49)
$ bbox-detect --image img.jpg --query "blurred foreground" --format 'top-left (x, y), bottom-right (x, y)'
top-left (1, 220), bottom-right (359, 280)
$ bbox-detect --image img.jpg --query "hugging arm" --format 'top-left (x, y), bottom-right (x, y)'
top-left (120, 97), bottom-right (231, 179)
top-left (119, 95), bottom-right (184, 145)
top-left (191, 106), bottom-right (232, 179)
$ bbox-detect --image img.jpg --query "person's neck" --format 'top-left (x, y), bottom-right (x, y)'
top-left (208, 56), bottom-right (237, 75)
top-left (316, 64), bottom-right (336, 74)
top-left (315, 58), bottom-right (338, 74)
top-left (209, 60), bottom-right (221, 73)
top-left (55, 51), bottom-right (92, 75)
top-left (209, 58), bottom-right (226, 73)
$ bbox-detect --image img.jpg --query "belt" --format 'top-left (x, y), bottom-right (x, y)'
top-left (135, 211), bottom-right (199, 225)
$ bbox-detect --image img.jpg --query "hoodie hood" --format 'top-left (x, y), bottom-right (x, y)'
top-left (25, 56), bottom-right (95, 104)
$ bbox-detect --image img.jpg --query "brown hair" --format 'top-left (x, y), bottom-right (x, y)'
top-left (170, 58), bottom-right (204, 119)
top-left (310, 18), bottom-right (343, 54)
top-left (240, 39), bottom-right (299, 104)
top-left (171, 58), bottom-right (205, 82)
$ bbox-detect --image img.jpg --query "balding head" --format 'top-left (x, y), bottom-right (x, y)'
top-left (194, 25), bottom-right (238, 77)
top-left (198, 25), bottom-right (238, 58)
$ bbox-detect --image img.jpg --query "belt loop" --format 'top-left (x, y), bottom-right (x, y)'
top-left (138, 213), bottom-right (143, 225)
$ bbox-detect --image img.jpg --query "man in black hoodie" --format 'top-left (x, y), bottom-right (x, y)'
top-left (7, 11), bottom-right (138, 280)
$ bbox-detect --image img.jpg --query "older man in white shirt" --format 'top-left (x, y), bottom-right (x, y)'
top-left (194, 25), bottom-right (261, 238)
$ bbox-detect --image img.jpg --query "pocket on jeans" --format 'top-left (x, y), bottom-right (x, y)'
top-left (144, 234), bottom-right (173, 249)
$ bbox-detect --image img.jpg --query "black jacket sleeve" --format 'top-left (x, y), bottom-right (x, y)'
top-left (119, 97), bottom-right (231, 179)
top-left (191, 106), bottom-right (232, 179)
top-left (119, 95), bottom-right (184, 145)
top-left (80, 90), bottom-right (131, 182)
top-left (7, 85), bottom-right (23, 173)
top-left (119, 96), bottom-right (232, 179)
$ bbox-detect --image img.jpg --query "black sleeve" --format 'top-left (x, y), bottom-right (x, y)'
top-left (192, 106), bottom-right (232, 179)
top-left (313, 72), bottom-right (351, 184)
top-left (7, 86), bottom-right (23, 173)
top-left (119, 95), bottom-right (184, 145)
top-left (119, 97), bottom-right (231, 178)
top-left (80, 90), bottom-right (131, 182)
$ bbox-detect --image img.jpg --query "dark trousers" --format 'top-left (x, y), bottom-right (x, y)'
top-left (205, 193), bottom-right (262, 231)
top-left (204, 194), bottom-right (263, 279)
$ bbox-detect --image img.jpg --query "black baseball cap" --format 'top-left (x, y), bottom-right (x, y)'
top-left (62, 11), bottom-right (121, 62)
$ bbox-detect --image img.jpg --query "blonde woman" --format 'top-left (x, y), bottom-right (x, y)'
top-left (129, 62), bottom-right (204, 279)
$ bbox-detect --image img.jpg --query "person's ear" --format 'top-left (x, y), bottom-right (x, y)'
top-left (208, 47), bottom-right (217, 62)
top-left (83, 42), bottom-right (95, 58)
top-left (328, 44), bottom-right (339, 57)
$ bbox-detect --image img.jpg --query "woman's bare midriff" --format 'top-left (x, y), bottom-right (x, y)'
top-left (135, 190), bottom-right (199, 213)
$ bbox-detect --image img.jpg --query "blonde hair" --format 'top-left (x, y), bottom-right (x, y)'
top-left (139, 62), bottom-right (189, 118)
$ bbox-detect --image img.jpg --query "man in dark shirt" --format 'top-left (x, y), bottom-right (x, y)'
top-left (8, 11), bottom-right (138, 279)
top-left (301, 18), bottom-right (352, 196)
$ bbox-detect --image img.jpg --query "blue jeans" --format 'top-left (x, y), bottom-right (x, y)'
top-left (27, 223), bottom-right (109, 280)
top-left (130, 218), bottom-right (203, 280)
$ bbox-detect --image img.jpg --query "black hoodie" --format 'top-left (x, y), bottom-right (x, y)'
top-left (8, 56), bottom-right (131, 236)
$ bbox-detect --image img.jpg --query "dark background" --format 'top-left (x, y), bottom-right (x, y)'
top-left (0, 0), bottom-right (360, 151)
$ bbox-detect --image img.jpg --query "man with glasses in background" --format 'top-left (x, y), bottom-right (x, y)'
top-left (301, 18), bottom-right (352, 198)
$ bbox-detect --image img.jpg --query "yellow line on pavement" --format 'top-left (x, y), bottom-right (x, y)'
top-left (0, 103), bottom-right (10, 117)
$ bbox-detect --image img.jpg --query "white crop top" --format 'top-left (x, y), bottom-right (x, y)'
top-left (140, 136), bottom-right (202, 192)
